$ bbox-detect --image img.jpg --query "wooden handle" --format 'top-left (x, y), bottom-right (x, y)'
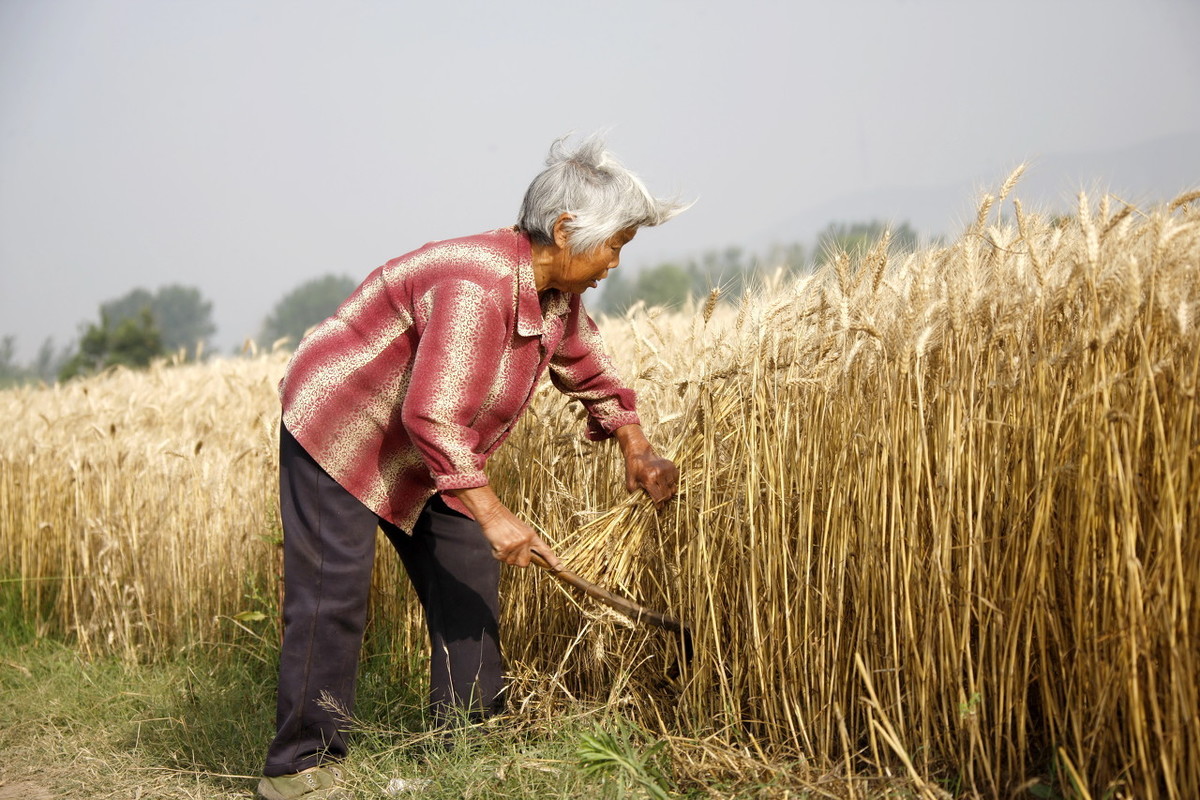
top-left (530, 549), bottom-right (690, 638)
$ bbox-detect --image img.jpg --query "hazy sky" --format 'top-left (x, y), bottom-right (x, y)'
top-left (2, 0), bottom-right (1199, 359)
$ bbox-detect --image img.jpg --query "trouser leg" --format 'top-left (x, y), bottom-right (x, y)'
top-left (382, 495), bottom-right (504, 726)
top-left (264, 425), bottom-right (380, 777)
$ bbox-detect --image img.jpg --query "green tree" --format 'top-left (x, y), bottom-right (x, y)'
top-left (636, 262), bottom-right (693, 308)
top-left (0, 336), bottom-right (27, 388)
top-left (595, 268), bottom-right (635, 314)
top-left (259, 274), bottom-right (358, 347)
top-left (597, 245), bottom-right (763, 315)
top-left (59, 309), bottom-right (164, 381)
top-left (689, 246), bottom-right (754, 300)
top-left (0, 336), bottom-right (71, 387)
top-left (102, 284), bottom-right (215, 353)
top-left (32, 338), bottom-right (70, 383)
top-left (594, 230), bottom-right (912, 317)
top-left (597, 262), bottom-right (696, 314)
top-left (101, 288), bottom-right (154, 328)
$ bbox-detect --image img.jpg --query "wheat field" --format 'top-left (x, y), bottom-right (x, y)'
top-left (2, 182), bottom-right (1198, 798)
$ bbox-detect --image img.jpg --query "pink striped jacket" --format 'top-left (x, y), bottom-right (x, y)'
top-left (279, 227), bottom-right (639, 531)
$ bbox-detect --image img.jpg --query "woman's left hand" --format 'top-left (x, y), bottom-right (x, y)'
top-left (615, 424), bottom-right (678, 508)
top-left (626, 450), bottom-right (678, 507)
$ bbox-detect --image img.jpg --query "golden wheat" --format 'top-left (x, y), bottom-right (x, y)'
top-left (2, 185), bottom-right (1198, 797)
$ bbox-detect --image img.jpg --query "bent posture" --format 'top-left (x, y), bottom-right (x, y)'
top-left (258, 135), bottom-right (686, 800)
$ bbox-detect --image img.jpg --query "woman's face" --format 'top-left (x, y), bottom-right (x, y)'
top-left (552, 228), bottom-right (638, 294)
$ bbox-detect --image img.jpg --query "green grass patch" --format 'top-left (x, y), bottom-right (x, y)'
top-left (0, 626), bottom-right (706, 799)
top-left (0, 572), bottom-right (43, 644)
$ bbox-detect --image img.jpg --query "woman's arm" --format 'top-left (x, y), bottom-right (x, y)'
top-left (547, 302), bottom-right (640, 440)
top-left (547, 302), bottom-right (678, 506)
top-left (401, 280), bottom-right (508, 491)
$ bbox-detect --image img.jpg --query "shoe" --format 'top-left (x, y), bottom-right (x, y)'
top-left (257, 765), bottom-right (353, 800)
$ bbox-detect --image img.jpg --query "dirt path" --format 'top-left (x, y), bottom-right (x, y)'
top-left (0, 782), bottom-right (55, 800)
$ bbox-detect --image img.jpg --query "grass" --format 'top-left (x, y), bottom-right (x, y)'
top-left (0, 582), bottom-right (701, 799)
top-left (1, 638), bottom-right (267, 797)
top-left (0, 630), bottom-right (796, 799)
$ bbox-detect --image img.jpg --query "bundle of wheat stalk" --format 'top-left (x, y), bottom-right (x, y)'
top-left (2, 180), bottom-right (1197, 797)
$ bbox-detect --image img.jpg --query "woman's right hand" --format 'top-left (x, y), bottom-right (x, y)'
top-left (479, 508), bottom-right (559, 569)
top-left (448, 485), bottom-right (560, 569)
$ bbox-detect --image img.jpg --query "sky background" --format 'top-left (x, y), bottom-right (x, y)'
top-left (2, 0), bottom-right (1199, 360)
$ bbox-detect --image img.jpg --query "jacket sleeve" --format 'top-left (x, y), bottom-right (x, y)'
top-left (548, 300), bottom-right (641, 441)
top-left (401, 280), bottom-right (507, 490)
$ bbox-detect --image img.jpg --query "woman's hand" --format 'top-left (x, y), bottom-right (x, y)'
top-left (625, 450), bottom-right (679, 507)
top-left (478, 509), bottom-right (559, 569)
top-left (614, 424), bottom-right (679, 508)
top-left (447, 485), bottom-right (560, 569)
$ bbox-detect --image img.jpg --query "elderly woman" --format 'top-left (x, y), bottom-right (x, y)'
top-left (258, 135), bottom-right (685, 800)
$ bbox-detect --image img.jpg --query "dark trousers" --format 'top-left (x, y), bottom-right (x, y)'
top-left (264, 425), bottom-right (504, 777)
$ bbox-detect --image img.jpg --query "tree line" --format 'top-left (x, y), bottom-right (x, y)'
top-left (595, 220), bottom-right (918, 314)
top-left (0, 220), bottom-right (916, 387)
top-left (0, 276), bottom-right (357, 387)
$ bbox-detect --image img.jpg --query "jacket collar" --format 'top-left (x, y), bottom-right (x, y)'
top-left (514, 231), bottom-right (571, 337)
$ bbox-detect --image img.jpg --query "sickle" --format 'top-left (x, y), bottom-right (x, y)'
top-left (530, 548), bottom-right (692, 658)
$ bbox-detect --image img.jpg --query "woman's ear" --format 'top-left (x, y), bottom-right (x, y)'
top-left (552, 213), bottom-right (574, 249)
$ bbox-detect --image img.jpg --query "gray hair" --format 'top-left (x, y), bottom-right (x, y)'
top-left (517, 134), bottom-right (690, 253)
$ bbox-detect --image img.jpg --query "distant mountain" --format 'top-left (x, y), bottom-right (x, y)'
top-left (756, 130), bottom-right (1200, 247)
